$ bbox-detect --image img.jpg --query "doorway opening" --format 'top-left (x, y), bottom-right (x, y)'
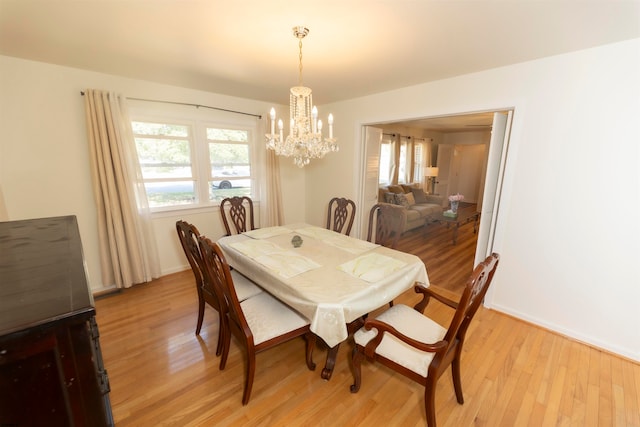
top-left (358, 110), bottom-right (513, 294)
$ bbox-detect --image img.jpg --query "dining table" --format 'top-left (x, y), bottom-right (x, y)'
top-left (216, 223), bottom-right (429, 379)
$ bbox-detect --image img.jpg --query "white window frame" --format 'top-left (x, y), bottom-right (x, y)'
top-left (130, 110), bottom-right (259, 213)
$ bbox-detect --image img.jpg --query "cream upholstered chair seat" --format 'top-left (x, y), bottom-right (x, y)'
top-left (197, 236), bottom-right (316, 405)
top-left (240, 292), bottom-right (310, 345)
top-left (231, 270), bottom-right (263, 302)
top-left (354, 304), bottom-right (447, 377)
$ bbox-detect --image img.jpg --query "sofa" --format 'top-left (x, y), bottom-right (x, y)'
top-left (378, 184), bottom-right (445, 232)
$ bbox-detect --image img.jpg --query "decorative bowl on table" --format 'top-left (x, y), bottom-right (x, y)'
top-left (291, 235), bottom-right (303, 248)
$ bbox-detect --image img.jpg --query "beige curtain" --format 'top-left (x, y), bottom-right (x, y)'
top-left (264, 149), bottom-right (284, 226)
top-left (390, 134), bottom-right (399, 184)
top-left (0, 184), bottom-right (8, 221)
top-left (84, 89), bottom-right (160, 289)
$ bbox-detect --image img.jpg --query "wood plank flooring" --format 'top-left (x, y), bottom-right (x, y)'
top-left (95, 220), bottom-right (640, 426)
top-left (396, 204), bottom-right (480, 295)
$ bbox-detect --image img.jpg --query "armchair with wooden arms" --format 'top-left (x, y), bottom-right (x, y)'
top-left (350, 253), bottom-right (500, 426)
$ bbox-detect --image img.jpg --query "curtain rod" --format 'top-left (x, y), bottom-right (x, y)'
top-left (382, 132), bottom-right (429, 142)
top-left (80, 92), bottom-right (262, 119)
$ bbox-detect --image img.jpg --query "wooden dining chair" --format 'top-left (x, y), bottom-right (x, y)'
top-left (326, 197), bottom-right (356, 235)
top-left (366, 202), bottom-right (406, 249)
top-left (350, 253), bottom-right (500, 427)
top-left (175, 220), bottom-right (262, 351)
top-left (197, 236), bottom-right (317, 405)
top-left (220, 196), bottom-right (256, 236)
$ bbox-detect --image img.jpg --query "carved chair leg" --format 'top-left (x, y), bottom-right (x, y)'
top-left (195, 295), bottom-right (205, 335)
top-left (215, 310), bottom-right (224, 356)
top-left (305, 332), bottom-right (317, 370)
top-left (452, 356), bottom-right (464, 404)
top-left (350, 345), bottom-right (364, 393)
top-left (218, 324), bottom-right (231, 371)
top-left (242, 352), bottom-right (257, 405)
top-left (424, 381), bottom-right (437, 427)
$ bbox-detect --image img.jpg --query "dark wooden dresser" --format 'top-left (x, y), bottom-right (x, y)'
top-left (0, 216), bottom-right (114, 426)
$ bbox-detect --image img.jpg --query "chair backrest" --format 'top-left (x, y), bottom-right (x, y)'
top-left (220, 196), bottom-right (255, 236)
top-left (197, 236), bottom-right (252, 342)
top-left (175, 220), bottom-right (204, 288)
top-left (366, 203), bottom-right (406, 249)
top-left (441, 253), bottom-right (500, 354)
top-left (326, 197), bottom-right (356, 235)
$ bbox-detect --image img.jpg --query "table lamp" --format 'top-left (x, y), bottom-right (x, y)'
top-left (424, 166), bottom-right (439, 194)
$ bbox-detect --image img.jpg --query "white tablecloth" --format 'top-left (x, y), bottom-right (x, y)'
top-left (217, 223), bottom-right (429, 347)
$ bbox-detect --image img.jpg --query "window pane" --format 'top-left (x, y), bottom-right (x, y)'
top-left (132, 122), bottom-right (189, 137)
top-left (144, 181), bottom-right (195, 207)
top-left (413, 144), bottom-right (424, 182)
top-left (209, 143), bottom-right (249, 168)
top-left (209, 137), bottom-right (252, 201)
top-left (209, 182), bottom-right (251, 203)
top-left (379, 143), bottom-right (391, 184)
top-left (135, 137), bottom-right (192, 179)
top-left (398, 144), bottom-right (407, 184)
top-left (207, 128), bottom-right (248, 142)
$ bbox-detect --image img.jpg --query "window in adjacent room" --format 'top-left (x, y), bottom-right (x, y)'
top-left (397, 137), bottom-right (409, 184)
top-left (412, 142), bottom-right (425, 183)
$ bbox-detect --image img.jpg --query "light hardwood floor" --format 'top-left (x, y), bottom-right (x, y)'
top-left (95, 222), bottom-right (640, 426)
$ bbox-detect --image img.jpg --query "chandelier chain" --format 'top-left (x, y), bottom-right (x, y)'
top-left (298, 39), bottom-right (304, 87)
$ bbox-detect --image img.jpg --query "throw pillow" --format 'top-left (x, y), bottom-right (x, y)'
top-left (404, 192), bottom-right (416, 206)
top-left (383, 192), bottom-right (396, 204)
top-left (394, 192), bottom-right (412, 208)
top-left (411, 188), bottom-right (428, 203)
top-left (387, 185), bottom-right (404, 194)
top-left (401, 184), bottom-right (417, 193)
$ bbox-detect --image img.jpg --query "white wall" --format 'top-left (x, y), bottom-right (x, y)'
top-left (305, 39), bottom-right (640, 361)
top-left (0, 56), bottom-right (305, 292)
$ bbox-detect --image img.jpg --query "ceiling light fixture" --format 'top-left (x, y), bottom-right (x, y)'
top-left (266, 26), bottom-right (338, 168)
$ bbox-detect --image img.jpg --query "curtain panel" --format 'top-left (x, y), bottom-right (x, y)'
top-left (264, 149), bottom-right (284, 226)
top-left (84, 89), bottom-right (160, 289)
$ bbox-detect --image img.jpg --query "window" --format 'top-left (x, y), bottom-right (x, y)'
top-left (378, 141), bottom-right (392, 185)
top-left (132, 119), bottom-right (255, 210)
top-left (132, 121), bottom-right (195, 208)
top-left (378, 135), bottom-right (429, 185)
top-left (206, 127), bottom-right (252, 203)
top-left (397, 138), bottom-right (409, 184)
top-left (413, 142), bottom-right (425, 183)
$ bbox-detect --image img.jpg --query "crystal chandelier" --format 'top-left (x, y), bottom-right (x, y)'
top-left (266, 26), bottom-right (338, 168)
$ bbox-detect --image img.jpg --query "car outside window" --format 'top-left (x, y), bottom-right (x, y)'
top-left (207, 127), bottom-right (252, 203)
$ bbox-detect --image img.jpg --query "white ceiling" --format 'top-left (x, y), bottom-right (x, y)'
top-left (1, 1), bottom-right (639, 129)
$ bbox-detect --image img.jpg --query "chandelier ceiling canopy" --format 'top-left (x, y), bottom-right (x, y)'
top-left (266, 26), bottom-right (338, 168)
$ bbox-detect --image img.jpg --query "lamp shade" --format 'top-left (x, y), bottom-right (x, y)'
top-left (424, 167), bottom-right (439, 177)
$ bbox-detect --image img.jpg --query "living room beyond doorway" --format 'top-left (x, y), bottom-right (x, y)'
top-left (395, 203), bottom-right (479, 295)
